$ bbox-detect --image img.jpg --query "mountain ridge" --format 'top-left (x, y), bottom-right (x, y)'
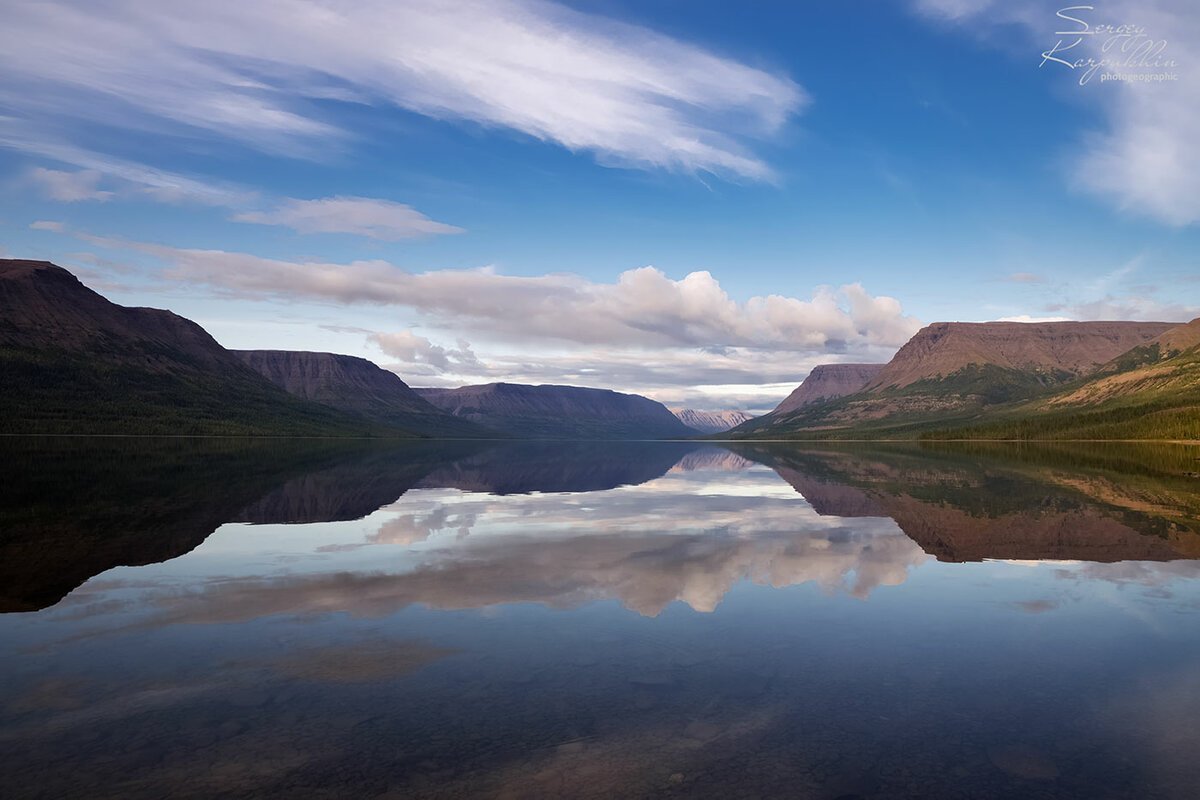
top-left (0, 259), bottom-right (398, 437)
top-left (235, 350), bottom-right (491, 438)
top-left (417, 382), bottom-right (696, 439)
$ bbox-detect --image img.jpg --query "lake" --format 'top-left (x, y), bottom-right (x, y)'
top-left (2, 439), bottom-right (1200, 799)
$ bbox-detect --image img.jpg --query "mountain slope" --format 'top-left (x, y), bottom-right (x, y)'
top-left (416, 382), bottom-right (696, 439)
top-left (672, 408), bottom-right (753, 433)
top-left (235, 350), bottom-right (493, 438)
top-left (928, 318), bottom-right (1200, 441)
top-left (867, 321), bottom-right (1175, 391)
top-left (730, 321), bottom-right (1178, 439)
top-left (774, 364), bottom-right (885, 415)
top-left (0, 259), bottom-right (401, 436)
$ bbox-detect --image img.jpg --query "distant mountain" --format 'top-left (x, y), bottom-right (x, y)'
top-left (730, 320), bottom-right (1177, 439)
top-left (416, 382), bottom-right (696, 439)
top-left (930, 318), bottom-right (1200, 440)
top-left (672, 408), bottom-right (754, 433)
top-left (235, 350), bottom-right (492, 438)
top-left (0, 259), bottom-right (395, 436)
top-left (773, 364), bottom-right (885, 416)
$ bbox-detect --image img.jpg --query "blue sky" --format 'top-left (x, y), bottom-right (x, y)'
top-left (1, 0), bottom-right (1197, 411)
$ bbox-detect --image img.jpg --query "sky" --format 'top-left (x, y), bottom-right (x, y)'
top-left (1, 0), bottom-right (1198, 412)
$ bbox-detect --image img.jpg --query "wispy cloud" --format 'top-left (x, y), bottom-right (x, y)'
top-left (1, 0), bottom-right (805, 181)
top-left (233, 196), bottom-right (463, 240)
top-left (910, 0), bottom-right (1199, 226)
top-left (27, 167), bottom-right (113, 202)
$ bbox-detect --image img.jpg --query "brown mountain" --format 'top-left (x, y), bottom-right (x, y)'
top-left (730, 320), bottom-right (1178, 439)
top-left (235, 350), bottom-right (491, 438)
top-left (773, 363), bottom-right (885, 415)
top-left (866, 321), bottom-right (1176, 391)
top-left (1147, 317), bottom-right (1200, 356)
top-left (932, 318), bottom-right (1200, 440)
top-left (0, 259), bottom-right (393, 436)
top-left (416, 382), bottom-right (696, 439)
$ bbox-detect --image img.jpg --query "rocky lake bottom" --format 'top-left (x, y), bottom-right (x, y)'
top-left (2, 439), bottom-right (1199, 799)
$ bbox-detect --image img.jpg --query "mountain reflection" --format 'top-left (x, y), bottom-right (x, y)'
top-left (2, 438), bottom-right (1199, 614)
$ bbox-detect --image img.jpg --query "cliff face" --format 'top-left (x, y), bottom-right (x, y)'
top-left (773, 364), bottom-right (885, 415)
top-left (0, 259), bottom-right (385, 436)
top-left (416, 382), bottom-right (696, 439)
top-left (866, 321), bottom-right (1175, 391)
top-left (672, 408), bottom-right (754, 433)
top-left (235, 350), bottom-right (487, 437)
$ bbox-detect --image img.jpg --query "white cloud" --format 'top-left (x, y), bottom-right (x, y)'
top-left (1005, 272), bottom-right (1046, 284)
top-left (0, 0), bottom-right (805, 181)
top-left (29, 220), bottom-right (66, 232)
top-left (233, 196), bottom-right (463, 239)
top-left (81, 235), bottom-right (921, 352)
top-left (910, 0), bottom-right (1199, 225)
top-left (27, 167), bottom-right (113, 202)
top-left (369, 331), bottom-right (482, 371)
top-left (996, 314), bottom-right (1073, 323)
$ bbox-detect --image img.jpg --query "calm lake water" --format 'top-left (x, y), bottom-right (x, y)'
top-left (3, 439), bottom-right (1200, 799)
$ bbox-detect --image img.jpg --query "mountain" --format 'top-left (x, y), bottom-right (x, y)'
top-left (415, 382), bottom-right (697, 439)
top-left (672, 408), bottom-right (754, 433)
top-left (0, 259), bottom-right (396, 436)
top-left (730, 320), bottom-right (1177, 439)
top-left (235, 350), bottom-right (492, 438)
top-left (929, 318), bottom-right (1200, 440)
top-left (865, 321), bottom-right (1175, 392)
top-left (773, 364), bottom-right (885, 415)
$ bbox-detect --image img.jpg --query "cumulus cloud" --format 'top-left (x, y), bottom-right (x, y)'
top-left (369, 331), bottom-right (483, 372)
top-left (82, 235), bottom-right (921, 352)
top-left (233, 196), bottom-right (463, 239)
top-left (27, 167), bottom-right (113, 202)
top-left (911, 0), bottom-right (1199, 225)
top-left (1, 0), bottom-right (805, 181)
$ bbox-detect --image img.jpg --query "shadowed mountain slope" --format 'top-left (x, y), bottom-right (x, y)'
top-left (0, 260), bottom-right (401, 436)
top-left (416, 382), bottom-right (697, 439)
top-left (235, 350), bottom-right (493, 438)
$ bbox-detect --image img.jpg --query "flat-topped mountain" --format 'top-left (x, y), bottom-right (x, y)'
top-left (416, 382), bottom-right (696, 439)
top-left (672, 408), bottom-right (754, 433)
top-left (235, 350), bottom-right (490, 438)
top-left (729, 319), bottom-right (1180, 439)
top-left (773, 363), bottom-right (885, 415)
top-left (867, 321), bottom-right (1173, 391)
top-left (0, 259), bottom-right (392, 436)
top-left (934, 317), bottom-right (1200, 440)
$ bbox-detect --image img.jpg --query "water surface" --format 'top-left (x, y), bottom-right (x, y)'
top-left (3, 439), bottom-right (1200, 798)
